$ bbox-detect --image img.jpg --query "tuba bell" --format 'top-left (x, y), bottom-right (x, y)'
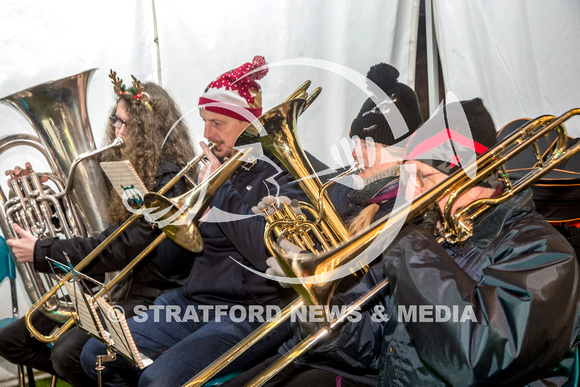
top-left (0, 69), bottom-right (123, 322)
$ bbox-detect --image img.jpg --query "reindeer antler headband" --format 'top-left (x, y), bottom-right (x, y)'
top-left (109, 70), bottom-right (153, 113)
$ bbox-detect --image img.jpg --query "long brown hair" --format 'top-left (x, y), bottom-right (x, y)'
top-left (348, 203), bottom-right (380, 236)
top-left (104, 82), bottom-right (196, 223)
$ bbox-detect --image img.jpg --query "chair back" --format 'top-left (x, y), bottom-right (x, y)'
top-left (0, 236), bottom-right (16, 281)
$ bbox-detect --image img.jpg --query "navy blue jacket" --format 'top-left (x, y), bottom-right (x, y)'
top-left (158, 152), bottom-right (305, 308)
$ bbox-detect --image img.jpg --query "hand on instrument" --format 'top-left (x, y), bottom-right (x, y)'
top-left (251, 195), bottom-right (302, 217)
top-left (278, 236), bottom-right (305, 256)
top-left (265, 237), bottom-right (305, 288)
top-left (419, 209), bottom-right (440, 237)
top-left (265, 256), bottom-right (292, 288)
top-left (6, 223), bottom-right (38, 263)
top-left (197, 141), bottom-right (221, 183)
top-left (5, 163), bottom-right (48, 182)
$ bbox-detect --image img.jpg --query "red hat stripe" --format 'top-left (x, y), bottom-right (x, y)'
top-left (446, 128), bottom-right (489, 155)
top-left (405, 130), bottom-right (451, 160)
top-left (406, 128), bottom-right (489, 160)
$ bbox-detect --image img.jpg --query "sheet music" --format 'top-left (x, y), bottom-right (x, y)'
top-left (100, 160), bottom-right (148, 206)
top-left (63, 280), bottom-right (152, 369)
top-left (95, 297), bottom-right (153, 369)
top-left (63, 281), bottom-right (112, 346)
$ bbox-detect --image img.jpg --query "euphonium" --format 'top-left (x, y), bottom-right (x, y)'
top-left (246, 109), bottom-right (580, 386)
top-left (184, 82), bottom-right (362, 387)
top-left (0, 69), bottom-right (123, 322)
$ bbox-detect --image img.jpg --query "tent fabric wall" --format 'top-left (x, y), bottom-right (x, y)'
top-left (433, 0), bottom-right (580, 136)
top-left (153, 0), bottom-right (420, 166)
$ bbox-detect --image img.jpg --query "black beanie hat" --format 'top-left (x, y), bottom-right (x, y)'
top-left (406, 98), bottom-right (498, 187)
top-left (349, 63), bottom-right (423, 145)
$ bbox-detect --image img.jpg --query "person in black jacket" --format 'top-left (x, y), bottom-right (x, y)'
top-left (230, 98), bottom-right (580, 386)
top-left (1, 73), bottom-right (196, 386)
top-left (80, 56), bottom-right (306, 387)
top-left (329, 63), bottom-right (423, 236)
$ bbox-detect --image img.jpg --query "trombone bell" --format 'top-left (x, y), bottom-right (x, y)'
top-left (142, 192), bottom-right (204, 253)
top-left (143, 145), bottom-right (252, 253)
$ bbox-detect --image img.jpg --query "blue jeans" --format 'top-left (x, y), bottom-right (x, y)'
top-left (80, 289), bottom-right (291, 387)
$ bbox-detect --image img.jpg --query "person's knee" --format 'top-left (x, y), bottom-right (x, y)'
top-left (137, 368), bottom-right (156, 387)
top-left (138, 365), bottom-right (179, 387)
top-left (79, 338), bottom-right (103, 380)
top-left (0, 326), bottom-right (15, 357)
top-left (51, 338), bottom-right (75, 377)
top-left (0, 319), bottom-right (37, 360)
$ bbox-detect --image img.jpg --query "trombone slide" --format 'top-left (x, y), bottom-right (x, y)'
top-left (24, 147), bottom-right (205, 342)
top-left (183, 298), bottom-right (304, 387)
top-left (247, 277), bottom-right (390, 387)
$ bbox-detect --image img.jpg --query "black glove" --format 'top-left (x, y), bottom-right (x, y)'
top-left (420, 208), bottom-right (440, 236)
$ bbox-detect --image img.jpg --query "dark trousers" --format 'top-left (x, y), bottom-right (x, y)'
top-left (80, 290), bottom-right (293, 387)
top-left (222, 353), bottom-right (370, 387)
top-left (0, 296), bottom-right (149, 387)
top-left (0, 312), bottom-right (94, 387)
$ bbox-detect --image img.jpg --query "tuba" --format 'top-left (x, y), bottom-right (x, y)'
top-left (0, 69), bottom-right (123, 322)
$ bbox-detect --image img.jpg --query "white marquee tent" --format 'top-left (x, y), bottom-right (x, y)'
top-left (0, 0), bottom-right (579, 382)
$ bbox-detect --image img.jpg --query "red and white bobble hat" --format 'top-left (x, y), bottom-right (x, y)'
top-left (198, 55), bottom-right (269, 122)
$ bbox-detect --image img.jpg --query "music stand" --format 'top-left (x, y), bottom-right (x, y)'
top-left (49, 256), bottom-right (152, 386)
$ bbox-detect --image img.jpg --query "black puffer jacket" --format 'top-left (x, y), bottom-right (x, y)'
top-left (283, 189), bottom-right (580, 386)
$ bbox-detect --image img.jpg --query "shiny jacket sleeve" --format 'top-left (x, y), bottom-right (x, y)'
top-left (302, 269), bottom-right (387, 370)
top-left (383, 221), bottom-right (579, 385)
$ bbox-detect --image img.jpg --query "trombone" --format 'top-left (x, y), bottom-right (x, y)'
top-left (244, 109), bottom-right (580, 386)
top-left (140, 81), bottom-right (329, 253)
top-left (24, 147), bottom-right (213, 342)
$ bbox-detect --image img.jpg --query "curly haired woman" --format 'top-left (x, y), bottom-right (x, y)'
top-left (1, 73), bottom-right (196, 386)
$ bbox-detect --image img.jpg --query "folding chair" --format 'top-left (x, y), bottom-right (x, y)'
top-left (0, 236), bottom-right (57, 387)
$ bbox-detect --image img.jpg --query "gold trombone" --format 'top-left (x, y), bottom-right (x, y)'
top-left (24, 81), bottom-right (326, 343)
top-left (140, 81), bottom-right (332, 253)
top-left (23, 148), bottom-right (211, 343)
top-left (245, 109), bottom-right (580, 386)
top-left (187, 108), bottom-right (580, 386)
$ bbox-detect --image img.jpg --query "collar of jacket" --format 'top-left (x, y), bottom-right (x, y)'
top-left (229, 149), bottom-right (283, 184)
top-left (470, 188), bottom-right (535, 248)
